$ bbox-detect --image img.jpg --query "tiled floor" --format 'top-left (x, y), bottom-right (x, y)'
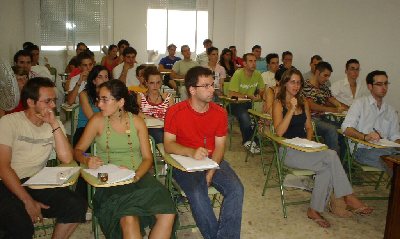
top-left (55, 126), bottom-right (389, 239)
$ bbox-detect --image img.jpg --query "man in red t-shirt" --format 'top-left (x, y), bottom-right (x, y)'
top-left (164, 66), bottom-right (244, 239)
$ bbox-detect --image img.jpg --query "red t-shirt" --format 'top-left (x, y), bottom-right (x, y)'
top-left (6, 99), bottom-right (24, 114)
top-left (68, 68), bottom-right (81, 79)
top-left (164, 100), bottom-right (228, 156)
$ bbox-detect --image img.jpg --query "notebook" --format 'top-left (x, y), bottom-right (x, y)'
top-left (23, 167), bottom-right (80, 186)
top-left (83, 164), bottom-right (135, 184)
top-left (372, 138), bottom-right (400, 148)
top-left (170, 154), bottom-right (219, 172)
top-left (283, 137), bottom-right (326, 148)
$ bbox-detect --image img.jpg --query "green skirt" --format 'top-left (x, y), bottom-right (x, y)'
top-left (93, 173), bottom-right (176, 239)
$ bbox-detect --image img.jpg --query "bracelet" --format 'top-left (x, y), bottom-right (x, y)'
top-left (52, 126), bottom-right (61, 133)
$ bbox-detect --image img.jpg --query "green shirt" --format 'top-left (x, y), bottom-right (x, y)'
top-left (172, 59), bottom-right (199, 76)
top-left (229, 68), bottom-right (264, 96)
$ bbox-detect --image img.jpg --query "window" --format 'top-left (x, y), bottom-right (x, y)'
top-left (147, 0), bottom-right (210, 54)
top-left (40, 0), bottom-right (112, 52)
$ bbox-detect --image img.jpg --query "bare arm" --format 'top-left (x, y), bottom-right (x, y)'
top-left (74, 114), bottom-right (104, 168)
top-left (170, 70), bottom-right (184, 80)
top-left (67, 72), bottom-right (88, 105)
top-left (79, 91), bottom-right (94, 119)
top-left (272, 100), bottom-right (294, 137)
top-left (263, 87), bottom-right (275, 114)
top-left (327, 97), bottom-right (349, 111)
top-left (118, 63), bottom-right (133, 84)
top-left (305, 98), bottom-right (339, 113)
top-left (343, 127), bottom-right (380, 142)
top-left (132, 116), bottom-right (154, 179)
top-left (304, 101), bottom-right (314, 140)
top-left (205, 135), bottom-right (226, 185)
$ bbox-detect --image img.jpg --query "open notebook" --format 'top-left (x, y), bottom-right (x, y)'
top-left (170, 154), bottom-right (219, 172)
top-left (371, 139), bottom-right (400, 148)
top-left (83, 164), bottom-right (135, 184)
top-left (23, 167), bottom-right (80, 186)
top-left (283, 137), bottom-right (326, 148)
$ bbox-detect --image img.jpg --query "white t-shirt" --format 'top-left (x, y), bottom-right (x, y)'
top-left (31, 65), bottom-right (52, 80)
top-left (0, 112), bottom-right (66, 179)
top-left (330, 77), bottom-right (368, 106)
top-left (261, 71), bottom-right (276, 88)
top-left (209, 64), bottom-right (226, 90)
top-left (68, 74), bottom-right (86, 103)
top-left (112, 63), bottom-right (139, 87)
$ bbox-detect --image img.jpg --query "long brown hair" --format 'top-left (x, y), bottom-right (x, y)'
top-left (276, 68), bottom-right (305, 110)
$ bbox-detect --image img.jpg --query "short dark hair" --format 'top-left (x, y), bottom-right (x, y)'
top-left (99, 80), bottom-right (139, 114)
top-left (14, 50), bottom-right (32, 64)
top-left (108, 44), bottom-right (117, 53)
top-left (123, 47), bottom-right (137, 57)
top-left (345, 59), bottom-right (360, 70)
top-left (282, 51), bottom-right (293, 59)
top-left (252, 45), bottom-right (261, 51)
top-left (366, 70), bottom-right (388, 85)
top-left (167, 44), bottom-right (177, 50)
top-left (21, 77), bottom-right (55, 109)
top-left (143, 66), bottom-right (160, 82)
top-left (203, 39), bottom-right (212, 45)
top-left (117, 39), bottom-right (130, 48)
top-left (310, 55), bottom-right (322, 63)
top-left (76, 42), bottom-right (87, 50)
top-left (23, 42), bottom-right (34, 50)
top-left (181, 45), bottom-right (189, 52)
top-left (266, 53), bottom-right (279, 64)
top-left (206, 46), bottom-right (218, 55)
top-left (77, 51), bottom-right (93, 66)
top-left (315, 61), bottom-right (333, 73)
top-left (274, 67), bottom-right (287, 82)
top-left (185, 66), bottom-right (213, 97)
top-left (243, 53), bottom-right (255, 62)
top-left (26, 44), bottom-right (39, 53)
top-left (228, 45), bottom-right (236, 49)
top-left (136, 64), bottom-right (147, 77)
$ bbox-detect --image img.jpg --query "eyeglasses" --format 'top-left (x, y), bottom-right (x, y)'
top-left (373, 82), bottom-right (390, 87)
top-left (193, 83), bottom-right (215, 89)
top-left (38, 98), bottom-right (57, 104)
top-left (288, 80), bottom-right (302, 86)
top-left (96, 97), bottom-right (116, 103)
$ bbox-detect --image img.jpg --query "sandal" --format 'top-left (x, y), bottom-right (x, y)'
top-left (328, 196), bottom-right (353, 218)
top-left (349, 205), bottom-right (374, 216)
top-left (308, 215), bottom-right (331, 228)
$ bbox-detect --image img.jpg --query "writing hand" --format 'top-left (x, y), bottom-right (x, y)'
top-left (192, 147), bottom-right (209, 160)
top-left (87, 156), bottom-right (104, 169)
top-left (365, 132), bottom-right (381, 142)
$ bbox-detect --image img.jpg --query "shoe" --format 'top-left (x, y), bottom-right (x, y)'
top-left (243, 141), bottom-right (251, 148)
top-left (249, 143), bottom-right (260, 154)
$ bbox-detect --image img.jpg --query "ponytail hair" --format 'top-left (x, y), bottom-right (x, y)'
top-left (98, 79), bottom-right (140, 114)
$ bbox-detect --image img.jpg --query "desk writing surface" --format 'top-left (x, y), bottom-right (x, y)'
top-left (218, 95), bottom-right (251, 103)
top-left (80, 168), bottom-right (135, 188)
top-left (248, 109), bottom-right (272, 120)
top-left (27, 162), bottom-right (80, 189)
top-left (264, 131), bottom-right (328, 152)
top-left (337, 129), bottom-right (387, 149)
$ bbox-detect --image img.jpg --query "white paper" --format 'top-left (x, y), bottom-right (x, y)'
top-left (23, 167), bottom-right (80, 186)
top-left (283, 137), bottom-right (326, 148)
top-left (170, 154), bottom-right (219, 172)
top-left (145, 118), bottom-right (164, 128)
top-left (83, 164), bottom-right (135, 184)
top-left (371, 138), bottom-right (400, 147)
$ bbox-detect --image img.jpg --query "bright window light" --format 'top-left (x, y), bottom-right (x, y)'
top-left (147, 9), bottom-right (167, 53)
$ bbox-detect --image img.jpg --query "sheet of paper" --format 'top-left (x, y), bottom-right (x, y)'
top-left (371, 138), bottom-right (400, 147)
top-left (283, 137), bottom-right (326, 148)
top-left (170, 154), bottom-right (219, 172)
top-left (23, 167), bottom-right (80, 186)
top-left (145, 118), bottom-right (164, 128)
top-left (83, 164), bottom-right (135, 184)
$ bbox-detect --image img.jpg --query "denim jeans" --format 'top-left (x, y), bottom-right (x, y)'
top-left (229, 102), bottom-right (253, 144)
top-left (173, 160), bottom-right (244, 239)
top-left (313, 117), bottom-right (345, 159)
top-left (148, 127), bottom-right (164, 144)
top-left (355, 147), bottom-right (399, 174)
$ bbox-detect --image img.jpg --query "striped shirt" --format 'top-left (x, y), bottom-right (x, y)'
top-left (139, 92), bottom-right (172, 120)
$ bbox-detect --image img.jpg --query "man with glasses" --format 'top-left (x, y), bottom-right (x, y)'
top-left (342, 70), bottom-right (400, 173)
top-left (164, 66), bottom-right (244, 239)
top-left (228, 53), bottom-right (265, 153)
top-left (331, 59), bottom-right (368, 107)
top-left (0, 77), bottom-right (87, 239)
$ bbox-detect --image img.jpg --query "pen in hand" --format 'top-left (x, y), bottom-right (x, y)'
top-left (373, 128), bottom-right (382, 139)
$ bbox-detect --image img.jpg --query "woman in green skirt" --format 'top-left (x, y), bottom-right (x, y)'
top-left (74, 79), bottom-right (176, 238)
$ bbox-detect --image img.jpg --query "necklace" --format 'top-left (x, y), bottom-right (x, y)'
top-left (105, 112), bottom-right (135, 168)
top-left (147, 93), bottom-right (160, 103)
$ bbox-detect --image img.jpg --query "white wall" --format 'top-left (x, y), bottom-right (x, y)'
top-left (0, 0), bottom-right (25, 64)
top-left (240, 0), bottom-right (400, 110)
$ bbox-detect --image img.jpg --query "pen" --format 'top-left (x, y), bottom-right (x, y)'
top-left (373, 128), bottom-right (382, 139)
